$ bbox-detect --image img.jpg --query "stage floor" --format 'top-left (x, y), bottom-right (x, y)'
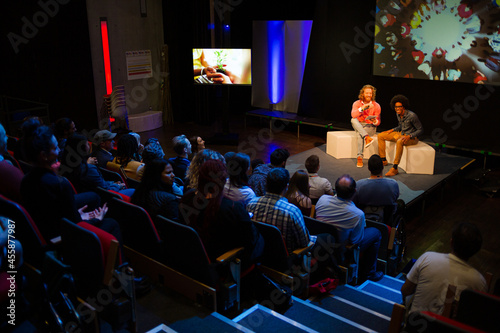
top-left (286, 145), bottom-right (475, 206)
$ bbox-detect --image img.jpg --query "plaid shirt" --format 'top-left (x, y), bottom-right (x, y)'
top-left (247, 193), bottom-right (310, 254)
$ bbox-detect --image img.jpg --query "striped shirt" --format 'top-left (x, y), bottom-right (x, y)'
top-left (247, 193), bottom-right (310, 254)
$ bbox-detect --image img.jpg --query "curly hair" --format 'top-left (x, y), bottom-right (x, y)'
top-left (115, 134), bottom-right (139, 166)
top-left (186, 149), bottom-right (225, 189)
top-left (358, 85), bottom-right (377, 101)
top-left (390, 94), bottom-right (410, 110)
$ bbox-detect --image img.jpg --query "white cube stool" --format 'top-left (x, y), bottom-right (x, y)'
top-left (326, 131), bottom-right (357, 158)
top-left (385, 140), bottom-right (435, 174)
top-left (399, 141), bottom-right (435, 175)
top-left (327, 131), bottom-right (380, 159)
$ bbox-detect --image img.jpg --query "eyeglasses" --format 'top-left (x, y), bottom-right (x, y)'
top-left (394, 105), bottom-right (404, 109)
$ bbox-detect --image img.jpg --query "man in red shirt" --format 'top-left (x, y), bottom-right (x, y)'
top-left (351, 85), bottom-right (382, 168)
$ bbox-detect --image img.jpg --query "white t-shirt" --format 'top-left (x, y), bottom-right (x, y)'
top-left (406, 252), bottom-right (486, 315)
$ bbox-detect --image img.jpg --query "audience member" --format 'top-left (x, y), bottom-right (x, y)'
top-left (223, 152), bottom-right (256, 207)
top-left (129, 132), bottom-right (144, 162)
top-left (131, 159), bottom-right (180, 222)
top-left (247, 168), bottom-right (340, 281)
top-left (92, 130), bottom-right (116, 169)
top-left (61, 133), bottom-right (134, 196)
top-left (53, 117), bottom-right (76, 154)
top-left (169, 134), bottom-right (191, 181)
top-left (401, 222), bottom-right (487, 316)
top-left (251, 158), bottom-right (264, 174)
top-left (180, 160), bottom-right (263, 265)
top-left (20, 126), bottom-right (122, 242)
top-left (285, 170), bottom-right (312, 217)
top-left (189, 136), bottom-right (206, 154)
top-left (112, 134), bottom-right (145, 181)
top-left (305, 154), bottom-right (334, 201)
top-left (141, 138), bottom-right (165, 165)
top-left (0, 123), bottom-right (24, 203)
top-left (315, 174), bottom-right (384, 282)
top-left (352, 154), bottom-right (402, 225)
top-left (186, 149), bottom-right (225, 190)
top-left (13, 116), bottom-right (42, 162)
top-left (247, 168), bottom-right (309, 253)
top-left (248, 148), bottom-right (290, 196)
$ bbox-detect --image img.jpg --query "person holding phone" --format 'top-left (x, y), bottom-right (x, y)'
top-left (351, 85), bottom-right (381, 168)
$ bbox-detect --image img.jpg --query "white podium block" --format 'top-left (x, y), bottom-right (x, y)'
top-left (399, 141), bottom-right (435, 175)
top-left (326, 131), bottom-right (357, 158)
top-left (327, 131), bottom-right (380, 159)
top-left (128, 111), bottom-right (163, 133)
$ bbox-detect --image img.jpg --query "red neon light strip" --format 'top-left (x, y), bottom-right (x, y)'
top-left (100, 20), bottom-right (112, 95)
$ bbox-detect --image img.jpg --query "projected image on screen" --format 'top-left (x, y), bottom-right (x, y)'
top-left (193, 48), bottom-right (251, 85)
top-left (373, 0), bottom-right (500, 84)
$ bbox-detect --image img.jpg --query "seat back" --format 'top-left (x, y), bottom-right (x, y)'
top-left (303, 216), bottom-right (343, 262)
top-left (60, 218), bottom-right (105, 297)
top-left (252, 221), bottom-right (290, 272)
top-left (156, 216), bottom-right (215, 286)
top-left (107, 197), bottom-right (162, 260)
top-left (99, 166), bottom-right (126, 184)
top-left (361, 204), bottom-right (396, 227)
top-left (365, 219), bottom-right (391, 260)
top-left (94, 186), bottom-right (130, 204)
top-left (405, 311), bottom-right (484, 333)
top-left (304, 216), bottom-right (359, 284)
top-left (0, 159), bottom-right (24, 204)
top-left (455, 289), bottom-right (500, 332)
top-left (0, 194), bottom-right (47, 267)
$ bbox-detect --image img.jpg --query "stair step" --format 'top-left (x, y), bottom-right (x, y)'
top-left (357, 281), bottom-right (403, 303)
top-left (169, 312), bottom-right (253, 333)
top-left (233, 304), bottom-right (317, 332)
top-left (319, 285), bottom-right (395, 317)
top-left (374, 275), bottom-right (405, 292)
top-left (286, 296), bottom-right (385, 332)
top-left (146, 323), bottom-right (178, 332)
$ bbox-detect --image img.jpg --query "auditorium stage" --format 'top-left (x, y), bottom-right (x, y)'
top-left (286, 145), bottom-right (475, 208)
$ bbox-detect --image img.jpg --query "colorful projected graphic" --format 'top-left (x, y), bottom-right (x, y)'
top-left (373, 0), bottom-right (500, 84)
top-left (193, 48), bottom-right (252, 85)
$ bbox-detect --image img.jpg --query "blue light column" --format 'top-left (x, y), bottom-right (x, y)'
top-left (267, 21), bottom-right (285, 105)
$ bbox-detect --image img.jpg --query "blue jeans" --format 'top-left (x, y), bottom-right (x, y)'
top-left (359, 227), bottom-right (382, 277)
top-left (351, 118), bottom-right (376, 157)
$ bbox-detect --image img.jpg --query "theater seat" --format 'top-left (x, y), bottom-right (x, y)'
top-left (157, 215), bottom-right (245, 311)
top-left (0, 194), bottom-right (48, 268)
top-left (60, 218), bottom-right (135, 331)
top-left (405, 311), bottom-right (484, 333)
top-left (455, 289), bottom-right (500, 332)
top-left (252, 220), bottom-right (314, 295)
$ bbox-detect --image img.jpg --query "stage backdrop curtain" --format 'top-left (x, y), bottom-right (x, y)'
top-left (252, 20), bottom-right (313, 114)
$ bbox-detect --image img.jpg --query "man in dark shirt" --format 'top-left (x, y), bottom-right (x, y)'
top-left (248, 148), bottom-right (290, 197)
top-left (168, 134), bottom-right (191, 182)
top-left (377, 94), bottom-right (423, 177)
top-left (92, 130), bottom-right (116, 169)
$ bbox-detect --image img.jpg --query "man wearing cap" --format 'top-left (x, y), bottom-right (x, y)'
top-left (92, 130), bottom-right (117, 169)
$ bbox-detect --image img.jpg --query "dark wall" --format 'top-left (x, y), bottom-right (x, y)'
top-left (163, 0), bottom-right (317, 125)
top-left (1, 1), bottom-right (96, 133)
top-left (299, 0), bottom-right (499, 152)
